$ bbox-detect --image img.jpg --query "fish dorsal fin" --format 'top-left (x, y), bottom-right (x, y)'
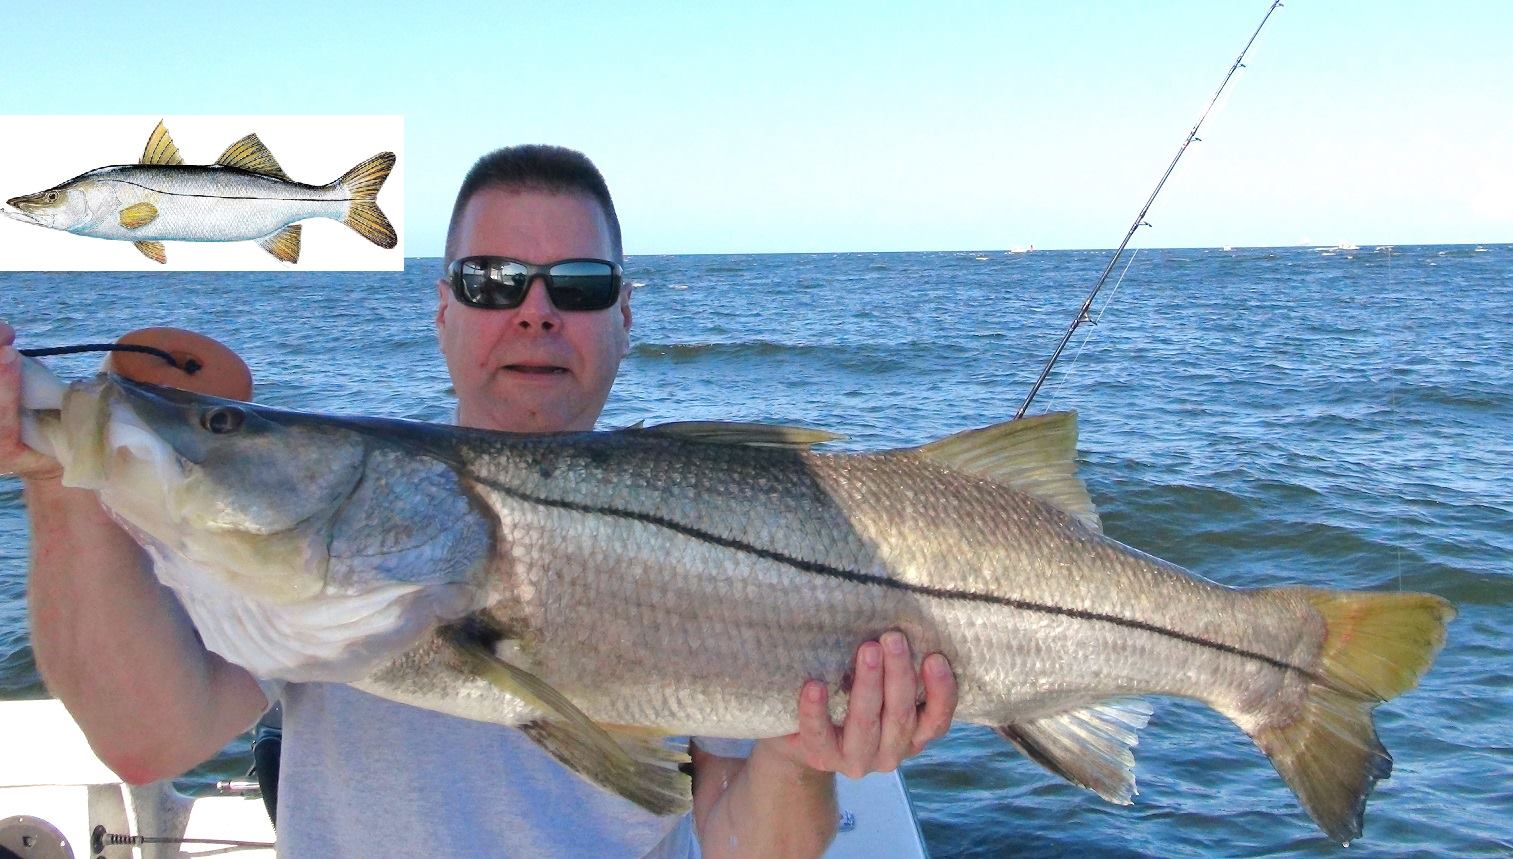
top-left (216, 133), bottom-right (290, 180)
top-left (912, 411), bottom-right (1100, 532)
top-left (639, 420), bottom-right (844, 450)
top-left (994, 698), bottom-right (1153, 804)
top-left (140, 120), bottom-right (183, 166)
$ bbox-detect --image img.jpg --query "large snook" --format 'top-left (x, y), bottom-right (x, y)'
top-left (20, 364), bottom-right (1453, 843)
top-left (3, 121), bottom-right (395, 264)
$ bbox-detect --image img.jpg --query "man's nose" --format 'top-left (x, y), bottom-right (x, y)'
top-left (514, 275), bottom-right (559, 331)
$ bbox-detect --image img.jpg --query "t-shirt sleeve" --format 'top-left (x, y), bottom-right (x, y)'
top-left (690, 736), bottom-right (755, 759)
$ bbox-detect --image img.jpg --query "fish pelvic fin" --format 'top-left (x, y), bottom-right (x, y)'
top-left (216, 133), bottom-right (291, 180)
top-left (141, 120), bottom-right (183, 166)
top-left (133, 240), bottom-right (166, 264)
top-left (441, 618), bottom-right (691, 816)
top-left (333, 152), bottom-right (397, 249)
top-left (519, 720), bottom-right (692, 817)
top-left (911, 411), bottom-right (1101, 532)
top-left (1246, 589), bottom-right (1454, 844)
top-left (994, 698), bottom-right (1153, 804)
top-left (257, 224), bottom-right (301, 263)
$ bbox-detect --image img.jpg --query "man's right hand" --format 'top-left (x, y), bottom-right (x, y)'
top-left (7, 319), bottom-right (269, 784)
top-left (0, 321), bottom-right (63, 481)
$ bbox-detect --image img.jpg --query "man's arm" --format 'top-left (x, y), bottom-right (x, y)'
top-left (2, 330), bottom-right (267, 784)
top-left (691, 632), bottom-right (958, 859)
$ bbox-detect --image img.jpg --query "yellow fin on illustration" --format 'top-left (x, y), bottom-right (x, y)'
top-left (119, 202), bottom-right (158, 230)
top-left (133, 241), bottom-right (166, 264)
top-left (140, 121), bottom-right (183, 167)
top-left (256, 224), bottom-right (301, 263)
top-left (216, 134), bottom-right (291, 180)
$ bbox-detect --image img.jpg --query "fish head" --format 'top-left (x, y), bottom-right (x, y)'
top-left (46, 375), bottom-right (369, 603)
top-left (4, 179), bottom-right (96, 230)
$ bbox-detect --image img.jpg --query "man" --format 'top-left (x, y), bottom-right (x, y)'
top-left (0, 144), bottom-right (957, 857)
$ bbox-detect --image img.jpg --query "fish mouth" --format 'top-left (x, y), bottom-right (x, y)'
top-left (2, 203), bottom-right (40, 225)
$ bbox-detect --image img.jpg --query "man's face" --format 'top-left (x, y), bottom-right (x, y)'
top-left (436, 188), bottom-right (631, 433)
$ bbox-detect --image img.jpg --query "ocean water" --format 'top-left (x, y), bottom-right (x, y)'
top-left (1, 245), bottom-right (1508, 856)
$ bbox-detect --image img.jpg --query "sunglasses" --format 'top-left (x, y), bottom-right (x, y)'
top-left (447, 256), bottom-right (623, 312)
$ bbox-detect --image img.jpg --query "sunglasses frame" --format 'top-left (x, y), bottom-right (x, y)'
top-left (446, 255), bottom-right (624, 312)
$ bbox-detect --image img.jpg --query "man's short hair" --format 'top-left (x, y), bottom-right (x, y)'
top-left (444, 145), bottom-right (623, 266)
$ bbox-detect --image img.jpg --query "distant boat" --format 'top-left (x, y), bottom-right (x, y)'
top-left (1474, 246), bottom-right (1488, 252)
top-left (1007, 245), bottom-right (1035, 254)
top-left (1336, 242), bottom-right (1359, 251)
top-left (1221, 245), bottom-right (1234, 251)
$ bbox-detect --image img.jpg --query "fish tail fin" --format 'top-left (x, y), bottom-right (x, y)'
top-left (334, 152), bottom-right (397, 249)
top-left (1244, 589), bottom-right (1453, 844)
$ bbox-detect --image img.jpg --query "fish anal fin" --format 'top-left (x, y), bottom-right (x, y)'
top-left (640, 420), bottom-right (844, 449)
top-left (133, 241), bottom-right (166, 264)
top-left (912, 411), bottom-right (1101, 531)
top-left (440, 619), bottom-right (690, 815)
top-left (119, 202), bottom-right (158, 230)
top-left (257, 224), bottom-right (301, 263)
top-left (141, 120), bottom-right (183, 166)
top-left (994, 698), bottom-right (1153, 804)
top-left (216, 133), bottom-right (291, 180)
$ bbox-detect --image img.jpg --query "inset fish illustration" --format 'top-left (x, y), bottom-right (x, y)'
top-left (3, 121), bottom-right (396, 264)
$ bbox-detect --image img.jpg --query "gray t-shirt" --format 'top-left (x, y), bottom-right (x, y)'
top-left (272, 682), bottom-right (752, 858)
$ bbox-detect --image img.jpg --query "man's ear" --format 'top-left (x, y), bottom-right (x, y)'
top-left (618, 285), bottom-right (633, 357)
top-left (435, 278), bottom-right (450, 333)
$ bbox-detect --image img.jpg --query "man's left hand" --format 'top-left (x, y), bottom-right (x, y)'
top-left (760, 631), bottom-right (957, 778)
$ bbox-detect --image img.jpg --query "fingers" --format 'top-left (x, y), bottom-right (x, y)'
top-left (838, 641), bottom-right (884, 778)
top-left (911, 652), bottom-right (958, 756)
top-left (791, 680), bottom-right (842, 771)
top-left (874, 631), bottom-right (918, 772)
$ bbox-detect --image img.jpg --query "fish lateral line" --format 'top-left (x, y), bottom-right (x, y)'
top-left (477, 473), bottom-right (1330, 687)
top-left (98, 176), bottom-right (352, 204)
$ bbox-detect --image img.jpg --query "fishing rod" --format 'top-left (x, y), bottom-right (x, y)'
top-left (1015, 0), bottom-right (1283, 419)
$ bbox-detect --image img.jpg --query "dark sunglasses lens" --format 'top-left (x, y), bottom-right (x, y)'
top-left (546, 261), bottom-right (619, 311)
top-left (456, 260), bottom-right (528, 307)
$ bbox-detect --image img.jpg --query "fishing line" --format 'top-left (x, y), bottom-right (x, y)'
top-left (1043, 248), bottom-right (1142, 414)
top-left (1016, 0), bottom-right (1283, 419)
top-left (18, 342), bottom-right (199, 373)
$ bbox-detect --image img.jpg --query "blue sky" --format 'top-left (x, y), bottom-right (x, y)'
top-left (6, 1), bottom-right (1509, 254)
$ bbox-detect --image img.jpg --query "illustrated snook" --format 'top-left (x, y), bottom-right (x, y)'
top-left (18, 361), bottom-right (1455, 843)
top-left (3, 121), bottom-right (395, 264)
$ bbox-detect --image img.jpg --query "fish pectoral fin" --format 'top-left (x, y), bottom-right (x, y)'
top-left (133, 241), bottom-right (166, 264)
top-left (257, 224), bottom-right (301, 263)
top-left (638, 420), bottom-right (844, 449)
top-left (441, 621), bottom-right (692, 816)
top-left (520, 720), bottom-right (692, 816)
top-left (994, 698), bottom-right (1153, 805)
top-left (910, 411), bottom-right (1101, 532)
top-left (119, 202), bottom-right (158, 230)
top-left (141, 120), bottom-right (184, 166)
top-left (216, 133), bottom-right (291, 180)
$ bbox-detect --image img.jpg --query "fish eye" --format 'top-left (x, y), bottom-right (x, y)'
top-left (44, 191), bottom-right (56, 203)
top-left (200, 406), bottom-right (246, 434)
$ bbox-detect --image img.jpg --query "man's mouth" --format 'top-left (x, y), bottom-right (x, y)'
top-left (503, 364), bottom-right (568, 375)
